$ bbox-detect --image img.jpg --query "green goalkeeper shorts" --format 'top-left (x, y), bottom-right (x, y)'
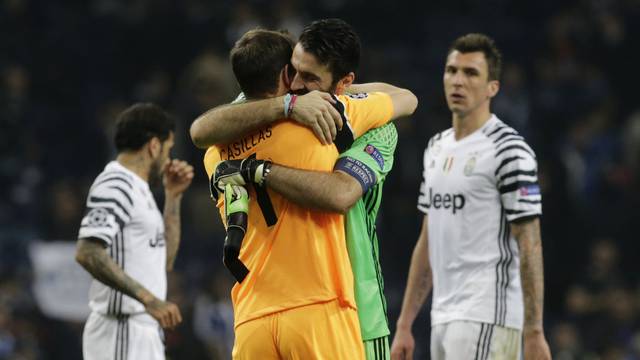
top-left (364, 336), bottom-right (390, 360)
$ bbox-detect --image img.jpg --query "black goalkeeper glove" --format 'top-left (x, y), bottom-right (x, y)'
top-left (213, 154), bottom-right (272, 194)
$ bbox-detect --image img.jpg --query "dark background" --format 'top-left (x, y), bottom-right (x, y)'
top-left (1, 0), bottom-right (639, 358)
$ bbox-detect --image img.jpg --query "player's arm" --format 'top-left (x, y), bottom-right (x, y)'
top-left (75, 238), bottom-right (182, 329)
top-left (511, 217), bottom-right (551, 359)
top-left (162, 160), bottom-right (194, 271)
top-left (391, 215), bottom-right (432, 360)
top-left (495, 137), bottom-right (550, 359)
top-left (190, 91), bottom-right (343, 148)
top-left (347, 82), bottom-right (418, 119)
top-left (267, 165), bottom-right (362, 214)
top-left (213, 160), bottom-right (362, 214)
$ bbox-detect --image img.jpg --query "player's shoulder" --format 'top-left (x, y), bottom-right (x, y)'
top-left (425, 128), bottom-right (453, 151)
top-left (88, 164), bottom-right (137, 209)
top-left (481, 116), bottom-right (536, 160)
top-left (357, 123), bottom-right (398, 146)
top-left (334, 91), bottom-right (389, 108)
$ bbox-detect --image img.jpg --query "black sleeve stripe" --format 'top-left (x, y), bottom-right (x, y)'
top-left (81, 222), bottom-right (115, 229)
top-left (82, 233), bottom-right (113, 244)
top-left (495, 156), bottom-right (524, 176)
top-left (485, 124), bottom-right (508, 137)
top-left (495, 137), bottom-right (528, 150)
top-left (89, 197), bottom-right (132, 218)
top-left (94, 176), bottom-right (133, 190)
top-left (491, 131), bottom-right (520, 143)
top-left (509, 214), bottom-right (541, 223)
top-left (499, 169), bottom-right (537, 182)
top-left (330, 95), bottom-right (355, 153)
top-left (495, 135), bottom-right (524, 148)
top-left (518, 199), bottom-right (541, 204)
top-left (83, 232), bottom-right (113, 245)
top-left (499, 180), bottom-right (539, 194)
top-left (505, 209), bottom-right (530, 215)
top-left (495, 144), bottom-right (536, 159)
top-left (97, 170), bottom-right (133, 181)
top-left (107, 186), bottom-right (134, 206)
top-left (426, 129), bottom-right (452, 150)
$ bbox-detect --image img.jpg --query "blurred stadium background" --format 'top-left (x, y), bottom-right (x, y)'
top-left (1, 0), bottom-right (640, 358)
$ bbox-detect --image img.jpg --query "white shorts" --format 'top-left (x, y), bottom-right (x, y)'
top-left (82, 311), bottom-right (165, 360)
top-left (431, 320), bottom-right (521, 360)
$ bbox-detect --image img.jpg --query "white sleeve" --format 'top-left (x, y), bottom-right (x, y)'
top-left (78, 180), bottom-right (134, 245)
top-left (495, 138), bottom-right (542, 222)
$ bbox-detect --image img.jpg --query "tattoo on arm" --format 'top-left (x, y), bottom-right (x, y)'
top-left (512, 217), bottom-right (545, 333)
top-left (76, 238), bottom-right (154, 305)
top-left (164, 195), bottom-right (182, 271)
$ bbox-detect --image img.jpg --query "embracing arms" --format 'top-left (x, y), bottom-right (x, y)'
top-left (190, 91), bottom-right (343, 148)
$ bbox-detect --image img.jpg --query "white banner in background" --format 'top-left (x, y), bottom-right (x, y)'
top-left (29, 241), bottom-right (91, 322)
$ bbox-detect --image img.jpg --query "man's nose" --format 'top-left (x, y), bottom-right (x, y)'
top-left (290, 73), bottom-right (304, 91)
top-left (451, 71), bottom-right (465, 86)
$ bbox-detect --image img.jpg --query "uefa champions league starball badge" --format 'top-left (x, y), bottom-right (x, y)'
top-left (464, 157), bottom-right (476, 176)
top-left (432, 144), bottom-right (442, 156)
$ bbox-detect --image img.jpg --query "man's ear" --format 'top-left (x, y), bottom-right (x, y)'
top-left (282, 64), bottom-right (293, 88)
top-left (334, 72), bottom-right (355, 95)
top-left (487, 80), bottom-right (500, 99)
top-left (148, 137), bottom-right (161, 158)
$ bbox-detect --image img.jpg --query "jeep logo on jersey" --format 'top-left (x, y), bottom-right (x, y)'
top-left (424, 188), bottom-right (466, 214)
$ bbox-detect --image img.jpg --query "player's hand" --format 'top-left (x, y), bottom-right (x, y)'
top-left (213, 157), bottom-right (270, 193)
top-left (390, 326), bottom-right (415, 360)
top-left (523, 330), bottom-right (551, 360)
top-left (145, 297), bottom-right (183, 329)
top-left (289, 90), bottom-right (343, 145)
top-left (163, 159), bottom-right (194, 197)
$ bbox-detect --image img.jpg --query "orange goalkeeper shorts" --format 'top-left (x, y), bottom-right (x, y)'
top-left (232, 299), bottom-right (364, 359)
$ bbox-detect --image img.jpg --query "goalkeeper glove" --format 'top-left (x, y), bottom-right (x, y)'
top-left (223, 184), bottom-right (250, 283)
top-left (213, 154), bottom-right (272, 194)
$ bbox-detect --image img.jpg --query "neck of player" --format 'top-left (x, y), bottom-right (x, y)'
top-left (451, 104), bottom-right (492, 141)
top-left (117, 152), bottom-right (150, 182)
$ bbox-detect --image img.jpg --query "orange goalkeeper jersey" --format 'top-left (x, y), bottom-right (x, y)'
top-left (203, 92), bottom-right (393, 328)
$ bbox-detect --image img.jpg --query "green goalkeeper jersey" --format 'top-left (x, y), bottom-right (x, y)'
top-left (338, 122), bottom-right (398, 341)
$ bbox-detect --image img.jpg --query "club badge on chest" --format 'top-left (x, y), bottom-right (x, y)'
top-left (464, 157), bottom-right (476, 176)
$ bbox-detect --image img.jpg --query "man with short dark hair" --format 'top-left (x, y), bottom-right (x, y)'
top-left (229, 29), bottom-right (296, 99)
top-left (76, 103), bottom-right (194, 360)
top-left (390, 33), bottom-right (551, 360)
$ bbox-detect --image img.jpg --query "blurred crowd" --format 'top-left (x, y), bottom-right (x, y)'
top-left (1, 0), bottom-right (640, 358)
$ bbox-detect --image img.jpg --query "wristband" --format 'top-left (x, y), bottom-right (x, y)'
top-left (283, 94), bottom-right (292, 117)
top-left (288, 94), bottom-right (297, 117)
top-left (283, 93), bottom-right (297, 118)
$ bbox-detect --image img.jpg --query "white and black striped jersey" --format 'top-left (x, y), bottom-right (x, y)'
top-left (417, 115), bottom-right (541, 330)
top-left (78, 161), bottom-right (166, 316)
